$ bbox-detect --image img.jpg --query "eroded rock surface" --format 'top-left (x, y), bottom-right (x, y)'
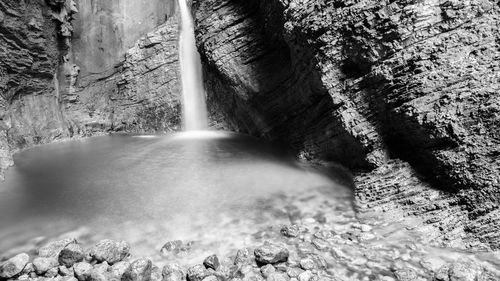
top-left (192, 0), bottom-right (500, 248)
top-left (0, 0), bottom-right (182, 179)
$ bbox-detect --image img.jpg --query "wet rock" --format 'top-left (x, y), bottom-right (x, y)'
top-left (286, 268), bottom-right (303, 278)
top-left (39, 238), bottom-right (77, 258)
top-left (90, 239), bottom-right (130, 265)
top-left (298, 259), bottom-right (315, 271)
top-left (201, 276), bottom-right (218, 281)
top-left (281, 225), bottom-right (300, 238)
top-left (313, 230), bottom-right (333, 240)
top-left (0, 253), bottom-right (30, 278)
top-left (254, 244), bottom-right (289, 265)
top-left (59, 265), bottom-right (74, 276)
top-left (267, 272), bottom-right (289, 281)
top-left (186, 264), bottom-right (209, 281)
top-left (109, 261), bottom-right (131, 280)
top-left (89, 262), bottom-right (110, 281)
top-left (393, 268), bottom-right (423, 281)
top-left (234, 248), bottom-right (254, 266)
top-left (59, 243), bottom-right (85, 267)
top-left (46, 266), bottom-right (59, 277)
top-left (311, 239), bottom-right (329, 251)
top-left (260, 264), bottom-right (276, 278)
top-left (74, 262), bottom-right (93, 281)
top-left (297, 271), bottom-right (313, 281)
top-left (160, 240), bottom-right (183, 255)
top-left (203, 255), bottom-right (220, 271)
top-left (33, 256), bottom-right (59, 275)
top-left (448, 260), bottom-right (481, 281)
top-left (150, 266), bottom-right (163, 281)
top-left (162, 264), bottom-right (185, 281)
top-left (21, 262), bottom-right (35, 275)
top-left (123, 258), bottom-right (153, 281)
top-left (235, 265), bottom-right (264, 281)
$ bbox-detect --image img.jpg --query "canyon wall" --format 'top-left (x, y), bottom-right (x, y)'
top-left (0, 0), bottom-right (182, 179)
top-left (193, 0), bottom-right (500, 249)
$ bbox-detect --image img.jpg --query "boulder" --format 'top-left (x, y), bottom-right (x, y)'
top-left (0, 253), bottom-right (30, 278)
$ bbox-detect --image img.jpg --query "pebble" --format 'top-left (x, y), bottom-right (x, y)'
top-left (281, 225), bottom-right (301, 238)
top-left (73, 262), bottom-right (93, 281)
top-left (89, 239), bottom-right (130, 265)
top-left (33, 256), bottom-right (59, 275)
top-left (122, 258), bottom-right (153, 281)
top-left (38, 239), bottom-right (77, 258)
top-left (261, 264), bottom-right (276, 278)
top-left (254, 244), bottom-right (289, 264)
top-left (59, 242), bottom-right (85, 267)
top-left (203, 254), bottom-right (220, 270)
top-left (187, 264), bottom-right (209, 281)
top-left (299, 258), bottom-right (315, 270)
top-left (162, 264), bottom-right (185, 281)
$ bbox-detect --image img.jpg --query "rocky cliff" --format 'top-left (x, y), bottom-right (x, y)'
top-left (0, 0), bottom-right (182, 179)
top-left (192, 0), bottom-right (500, 249)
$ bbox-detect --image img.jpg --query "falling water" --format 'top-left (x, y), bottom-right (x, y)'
top-left (178, 0), bottom-right (208, 131)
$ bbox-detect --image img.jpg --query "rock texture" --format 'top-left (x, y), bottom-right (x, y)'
top-left (192, 0), bottom-right (500, 249)
top-left (0, 0), bottom-right (182, 179)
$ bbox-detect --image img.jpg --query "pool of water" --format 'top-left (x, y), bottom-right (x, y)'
top-left (0, 131), bottom-right (348, 260)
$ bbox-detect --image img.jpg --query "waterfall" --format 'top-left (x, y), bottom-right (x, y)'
top-left (178, 0), bottom-right (208, 131)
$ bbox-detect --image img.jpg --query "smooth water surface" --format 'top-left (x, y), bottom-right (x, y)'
top-left (0, 132), bottom-right (345, 259)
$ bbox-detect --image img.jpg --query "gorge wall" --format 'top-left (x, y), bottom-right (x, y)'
top-left (0, 0), bottom-right (182, 179)
top-left (1, 0), bottom-right (499, 252)
top-left (192, 0), bottom-right (500, 249)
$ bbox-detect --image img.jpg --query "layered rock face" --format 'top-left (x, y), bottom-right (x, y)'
top-left (0, 0), bottom-right (182, 178)
top-left (193, 0), bottom-right (500, 249)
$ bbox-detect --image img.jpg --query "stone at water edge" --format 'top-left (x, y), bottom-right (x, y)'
top-left (266, 272), bottom-right (289, 281)
top-left (234, 248), bottom-right (255, 266)
top-left (73, 262), bottom-right (93, 281)
top-left (281, 225), bottom-right (300, 238)
top-left (109, 260), bottom-right (131, 280)
top-left (89, 262), bottom-right (110, 281)
top-left (0, 253), bottom-right (29, 278)
top-left (33, 256), bottom-right (59, 275)
top-left (59, 242), bottom-right (85, 267)
top-left (254, 243), bottom-right (289, 265)
top-left (162, 264), bottom-right (185, 281)
top-left (260, 264), bottom-right (276, 278)
top-left (89, 239), bottom-right (130, 264)
top-left (186, 264), bottom-right (210, 281)
top-left (38, 238), bottom-right (77, 258)
top-left (203, 255), bottom-right (220, 271)
top-left (122, 258), bottom-right (153, 281)
top-left (150, 266), bottom-right (163, 281)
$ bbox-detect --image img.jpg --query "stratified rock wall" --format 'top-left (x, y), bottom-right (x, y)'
top-left (0, 0), bottom-right (182, 179)
top-left (193, 0), bottom-right (500, 249)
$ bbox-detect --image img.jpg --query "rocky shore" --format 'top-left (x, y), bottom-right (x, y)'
top-left (2, 227), bottom-right (500, 281)
top-left (2, 184), bottom-right (500, 281)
